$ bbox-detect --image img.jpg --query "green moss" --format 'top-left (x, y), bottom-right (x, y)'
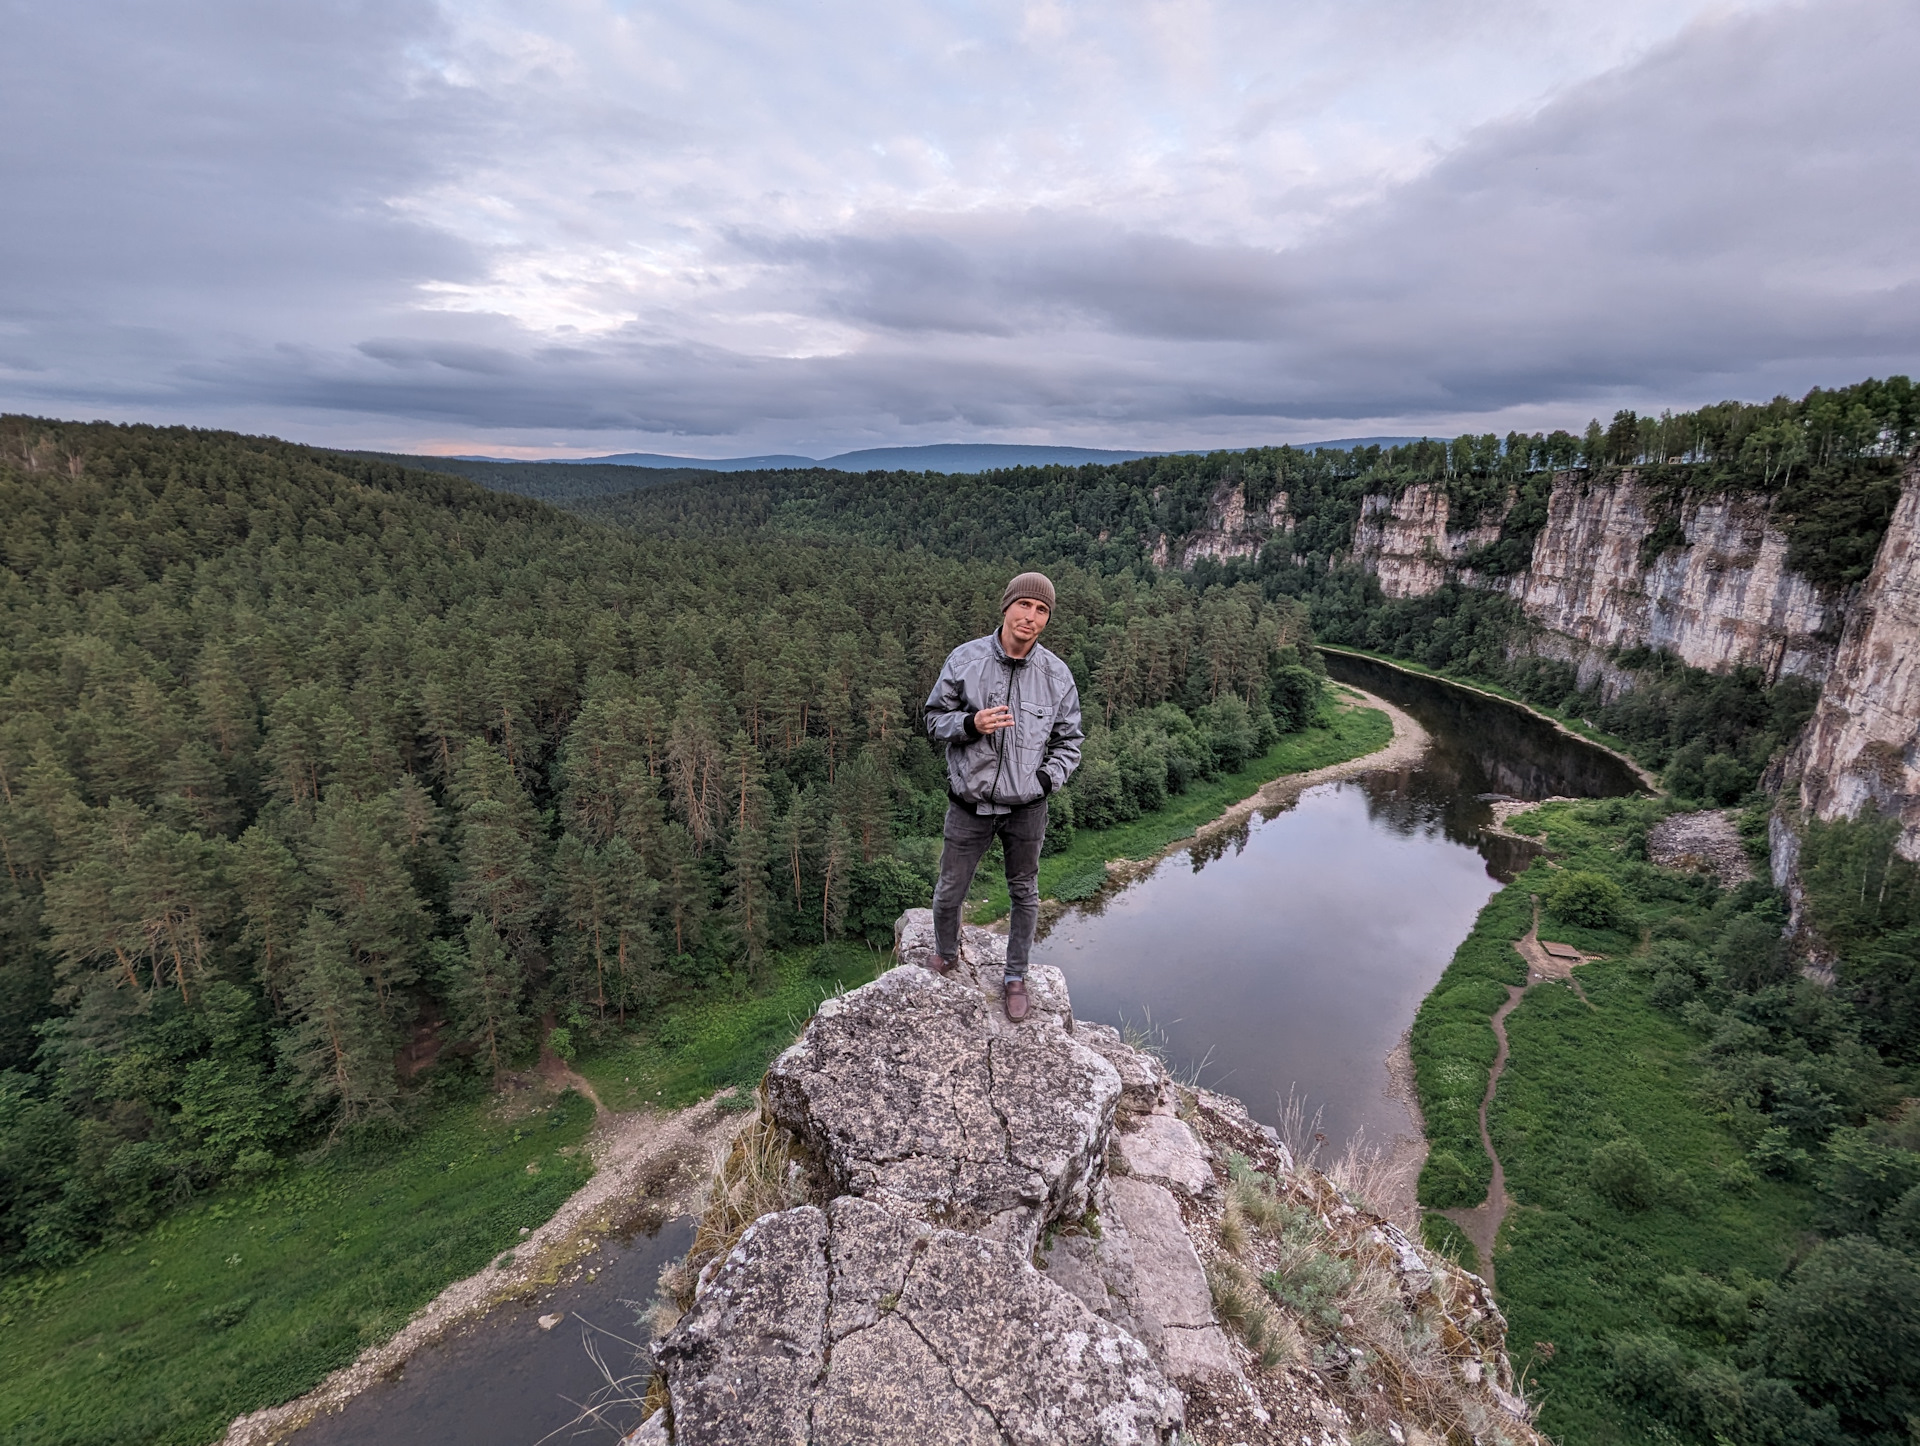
top-left (0, 1092), bottom-right (596, 1446)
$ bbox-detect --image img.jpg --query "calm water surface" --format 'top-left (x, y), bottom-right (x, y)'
top-left (1033, 652), bottom-right (1641, 1148)
top-left (294, 1216), bottom-right (693, 1446)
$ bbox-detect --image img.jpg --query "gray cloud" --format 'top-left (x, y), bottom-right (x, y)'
top-left (0, 0), bottom-right (1913, 452)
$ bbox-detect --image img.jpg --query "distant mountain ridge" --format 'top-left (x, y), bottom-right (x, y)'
top-left (441, 438), bottom-right (1423, 475)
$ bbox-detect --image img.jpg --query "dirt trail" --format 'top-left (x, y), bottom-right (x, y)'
top-left (1439, 900), bottom-right (1596, 1287)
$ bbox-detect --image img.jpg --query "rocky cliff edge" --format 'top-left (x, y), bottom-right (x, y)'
top-left (626, 911), bottom-right (1542, 1446)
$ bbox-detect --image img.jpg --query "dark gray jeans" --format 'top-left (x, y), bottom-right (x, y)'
top-left (932, 799), bottom-right (1047, 979)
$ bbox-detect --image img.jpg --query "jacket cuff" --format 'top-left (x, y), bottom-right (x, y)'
top-left (1038, 772), bottom-right (1053, 796)
top-left (964, 712), bottom-right (982, 741)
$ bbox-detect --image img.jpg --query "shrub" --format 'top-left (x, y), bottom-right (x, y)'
top-left (1419, 1150), bottom-right (1483, 1210)
top-left (1547, 870), bottom-right (1629, 930)
top-left (1754, 1235), bottom-right (1920, 1436)
top-left (846, 857), bottom-right (927, 945)
top-left (1262, 1249), bottom-right (1353, 1332)
top-left (1816, 1128), bottom-right (1920, 1236)
top-left (1590, 1137), bottom-right (1659, 1211)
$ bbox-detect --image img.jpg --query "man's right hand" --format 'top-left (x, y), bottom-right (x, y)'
top-left (973, 705), bottom-right (1015, 735)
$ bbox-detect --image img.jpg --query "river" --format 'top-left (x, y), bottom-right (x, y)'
top-left (285, 652), bottom-right (1639, 1445)
top-left (1032, 651), bottom-right (1643, 1149)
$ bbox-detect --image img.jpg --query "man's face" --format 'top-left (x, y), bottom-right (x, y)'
top-left (1003, 596), bottom-right (1050, 646)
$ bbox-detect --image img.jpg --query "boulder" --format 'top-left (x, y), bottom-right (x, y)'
top-left (765, 940), bottom-right (1121, 1254)
top-left (655, 1196), bottom-right (1184, 1446)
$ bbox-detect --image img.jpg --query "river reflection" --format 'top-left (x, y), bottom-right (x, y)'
top-left (1032, 652), bottom-right (1641, 1150)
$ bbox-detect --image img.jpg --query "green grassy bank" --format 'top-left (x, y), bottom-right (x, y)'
top-left (574, 942), bottom-right (886, 1113)
top-left (1407, 796), bottom-right (1920, 1446)
top-left (970, 696), bottom-right (1394, 920)
top-left (0, 1090), bottom-right (595, 1446)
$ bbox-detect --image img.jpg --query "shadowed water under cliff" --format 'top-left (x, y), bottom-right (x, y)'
top-left (1032, 653), bottom-right (1642, 1150)
top-left (292, 1217), bottom-right (693, 1446)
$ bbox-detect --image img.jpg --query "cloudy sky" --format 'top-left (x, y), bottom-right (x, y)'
top-left (2, 0), bottom-right (1915, 457)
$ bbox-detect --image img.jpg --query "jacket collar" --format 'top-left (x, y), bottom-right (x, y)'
top-left (988, 628), bottom-right (1034, 666)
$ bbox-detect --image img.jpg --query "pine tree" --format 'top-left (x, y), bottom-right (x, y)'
top-left (604, 836), bottom-right (658, 1021)
top-left (282, 908), bottom-right (397, 1126)
top-left (310, 791), bottom-right (428, 1019)
top-left (231, 825), bottom-right (309, 1011)
top-left (441, 919), bottom-right (527, 1075)
top-left (658, 820), bottom-right (707, 959)
top-left (729, 820), bottom-right (771, 975)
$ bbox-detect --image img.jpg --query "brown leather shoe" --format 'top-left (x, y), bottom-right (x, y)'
top-left (923, 953), bottom-right (957, 976)
top-left (1002, 979), bottom-right (1030, 1022)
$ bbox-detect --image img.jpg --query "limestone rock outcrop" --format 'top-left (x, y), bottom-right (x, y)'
top-left (1176, 481), bottom-right (1292, 569)
top-left (646, 909), bottom-right (1543, 1446)
top-left (763, 921), bottom-right (1119, 1254)
top-left (1790, 470), bottom-right (1920, 857)
top-left (1345, 471), bottom-right (1841, 688)
top-left (656, 1197), bottom-right (1183, 1446)
top-left (1500, 477), bottom-right (1838, 686)
top-left (1349, 484), bottom-right (1504, 600)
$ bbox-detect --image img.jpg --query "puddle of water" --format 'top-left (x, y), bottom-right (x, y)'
top-left (1033, 654), bottom-right (1640, 1149)
top-left (292, 1217), bottom-right (694, 1446)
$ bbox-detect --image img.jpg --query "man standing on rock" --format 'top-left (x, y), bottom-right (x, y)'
top-left (924, 571), bottom-right (1083, 1021)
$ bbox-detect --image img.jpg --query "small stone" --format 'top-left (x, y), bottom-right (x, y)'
top-left (537, 1312), bottom-right (564, 1331)
top-left (1115, 1114), bottom-right (1214, 1197)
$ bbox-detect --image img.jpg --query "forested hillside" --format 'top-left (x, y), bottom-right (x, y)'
top-left (576, 377), bottom-right (1916, 594)
top-left (354, 452), bottom-right (709, 503)
top-left (559, 380), bottom-right (1910, 804)
top-left (0, 417), bottom-right (1322, 1271)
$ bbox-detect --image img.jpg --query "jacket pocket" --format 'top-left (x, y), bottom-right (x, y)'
top-left (1016, 702), bottom-right (1052, 754)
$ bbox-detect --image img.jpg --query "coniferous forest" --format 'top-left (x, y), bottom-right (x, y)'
top-left (0, 419), bottom-right (1320, 1273)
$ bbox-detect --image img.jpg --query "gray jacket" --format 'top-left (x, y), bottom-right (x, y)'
top-left (925, 632), bottom-right (1084, 814)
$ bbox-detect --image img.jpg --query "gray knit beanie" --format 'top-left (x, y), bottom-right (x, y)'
top-left (1001, 571), bottom-right (1056, 613)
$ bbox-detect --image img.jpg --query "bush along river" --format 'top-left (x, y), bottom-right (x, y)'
top-left (1032, 650), bottom-right (1643, 1153)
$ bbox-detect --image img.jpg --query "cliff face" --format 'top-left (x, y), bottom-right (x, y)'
top-left (1790, 473), bottom-right (1920, 856)
top-left (1348, 484), bottom-right (1502, 600)
top-left (1173, 481), bottom-right (1291, 569)
top-left (636, 912), bottom-right (1541, 1446)
top-left (1340, 471), bottom-right (1842, 686)
top-left (1503, 477), bottom-right (1839, 685)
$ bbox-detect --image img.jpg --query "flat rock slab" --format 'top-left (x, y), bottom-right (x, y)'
top-left (1103, 1178), bottom-right (1241, 1384)
top-left (766, 953), bottom-right (1121, 1252)
top-left (657, 1198), bottom-right (1184, 1446)
top-left (1115, 1115), bottom-right (1214, 1198)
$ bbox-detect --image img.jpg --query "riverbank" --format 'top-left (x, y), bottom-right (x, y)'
top-left (0, 1090), bottom-right (606, 1446)
top-left (1318, 645), bottom-right (1662, 793)
top-left (223, 1096), bottom-right (736, 1446)
top-left (1411, 797), bottom-right (1830, 1445)
top-left (971, 688), bottom-right (1401, 923)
